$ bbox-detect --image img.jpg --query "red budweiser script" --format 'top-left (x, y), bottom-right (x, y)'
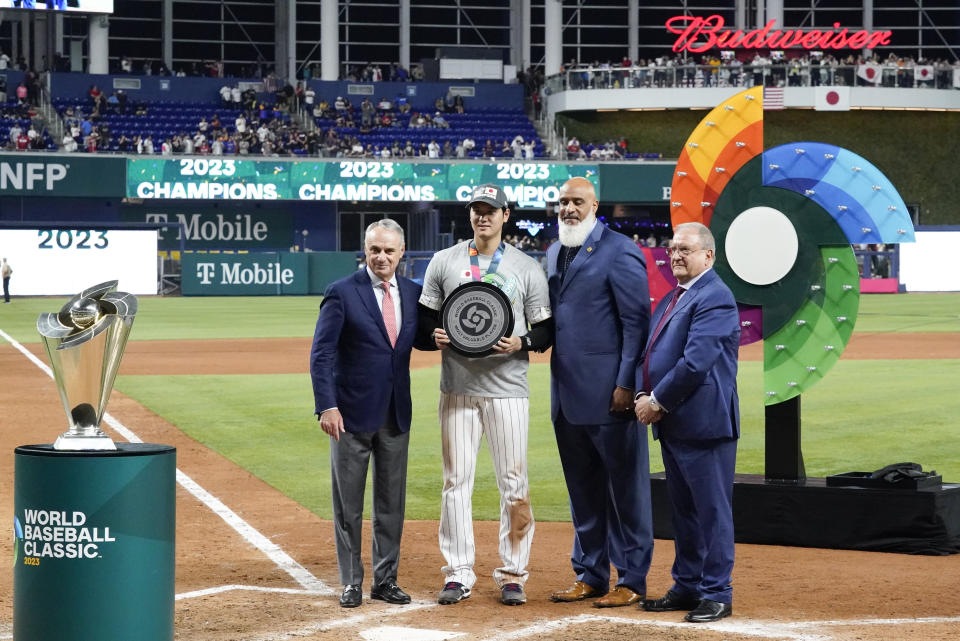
top-left (666, 15), bottom-right (892, 54)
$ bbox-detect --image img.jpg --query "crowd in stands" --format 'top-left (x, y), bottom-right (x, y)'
top-left (53, 81), bottom-right (546, 159)
top-left (58, 83), bottom-right (315, 155)
top-left (552, 52), bottom-right (960, 91)
top-left (308, 90), bottom-right (541, 159)
top-left (1, 69), bottom-right (56, 151)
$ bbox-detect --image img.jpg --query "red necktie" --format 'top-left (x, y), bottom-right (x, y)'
top-left (642, 287), bottom-right (684, 391)
top-left (380, 281), bottom-right (398, 348)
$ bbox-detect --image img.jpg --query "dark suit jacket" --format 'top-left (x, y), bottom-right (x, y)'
top-left (640, 269), bottom-right (740, 441)
top-left (547, 223), bottom-right (650, 425)
top-left (310, 269), bottom-right (421, 433)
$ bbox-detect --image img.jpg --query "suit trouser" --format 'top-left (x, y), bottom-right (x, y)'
top-left (553, 410), bottom-right (653, 593)
top-left (438, 393), bottom-right (533, 589)
top-left (659, 435), bottom-right (737, 604)
top-left (329, 417), bottom-right (409, 586)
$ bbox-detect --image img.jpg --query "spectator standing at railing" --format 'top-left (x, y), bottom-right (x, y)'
top-left (16, 82), bottom-right (27, 105)
top-left (61, 132), bottom-right (77, 152)
top-left (361, 98), bottom-right (376, 127)
top-left (511, 136), bottom-right (523, 159)
top-left (523, 140), bottom-right (535, 160)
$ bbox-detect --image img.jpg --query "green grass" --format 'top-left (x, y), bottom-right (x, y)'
top-left (4, 293), bottom-right (957, 345)
top-left (114, 356), bottom-right (960, 522)
top-left (852, 292), bottom-right (960, 333)
top-left (0, 295), bottom-right (325, 343)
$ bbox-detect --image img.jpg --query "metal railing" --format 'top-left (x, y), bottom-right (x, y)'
top-left (544, 63), bottom-right (959, 94)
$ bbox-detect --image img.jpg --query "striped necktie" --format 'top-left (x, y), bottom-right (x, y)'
top-left (642, 286), bottom-right (684, 391)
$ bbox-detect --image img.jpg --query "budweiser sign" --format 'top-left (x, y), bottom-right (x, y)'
top-left (666, 14), bottom-right (892, 54)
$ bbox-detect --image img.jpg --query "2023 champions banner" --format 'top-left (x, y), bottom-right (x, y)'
top-left (127, 158), bottom-right (600, 205)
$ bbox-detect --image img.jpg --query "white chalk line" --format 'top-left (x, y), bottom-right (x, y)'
top-left (0, 328), bottom-right (332, 595)
top-left (242, 602), bottom-right (439, 641)
top-left (475, 612), bottom-right (960, 641)
top-left (176, 584), bottom-right (328, 600)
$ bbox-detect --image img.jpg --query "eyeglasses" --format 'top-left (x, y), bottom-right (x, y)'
top-left (666, 246), bottom-right (708, 258)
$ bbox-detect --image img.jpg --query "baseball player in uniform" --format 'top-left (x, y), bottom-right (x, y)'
top-left (418, 183), bottom-right (553, 606)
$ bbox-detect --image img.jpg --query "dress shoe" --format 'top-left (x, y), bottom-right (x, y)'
top-left (642, 589), bottom-right (700, 612)
top-left (550, 580), bottom-right (606, 602)
top-left (370, 580), bottom-right (411, 605)
top-left (684, 599), bottom-right (732, 623)
top-left (593, 585), bottom-right (643, 608)
top-left (339, 584), bottom-right (362, 608)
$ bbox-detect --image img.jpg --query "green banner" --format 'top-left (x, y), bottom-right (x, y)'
top-left (598, 162), bottom-right (675, 203)
top-left (181, 251), bottom-right (356, 295)
top-left (119, 204), bottom-right (294, 250)
top-left (127, 158), bottom-right (599, 205)
top-left (0, 154), bottom-right (125, 197)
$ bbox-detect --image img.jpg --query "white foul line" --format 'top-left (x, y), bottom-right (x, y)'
top-left (475, 612), bottom-right (960, 641)
top-left (241, 602), bottom-right (439, 641)
top-left (0, 328), bottom-right (332, 595)
top-left (175, 585), bottom-right (328, 600)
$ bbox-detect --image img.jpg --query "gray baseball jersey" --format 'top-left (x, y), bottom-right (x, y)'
top-left (419, 240), bottom-right (551, 398)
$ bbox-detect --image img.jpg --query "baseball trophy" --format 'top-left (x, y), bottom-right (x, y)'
top-left (440, 281), bottom-right (514, 357)
top-left (16, 279), bottom-right (175, 641)
top-left (36, 280), bottom-right (137, 450)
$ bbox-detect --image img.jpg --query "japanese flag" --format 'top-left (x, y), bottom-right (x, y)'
top-left (915, 65), bottom-right (935, 82)
top-left (815, 86), bottom-right (850, 111)
top-left (857, 63), bottom-right (881, 84)
top-left (954, 68), bottom-right (960, 89)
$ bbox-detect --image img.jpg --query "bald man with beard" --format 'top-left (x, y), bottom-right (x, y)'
top-left (546, 177), bottom-right (654, 608)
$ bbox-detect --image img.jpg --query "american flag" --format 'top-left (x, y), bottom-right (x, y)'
top-left (764, 87), bottom-right (784, 111)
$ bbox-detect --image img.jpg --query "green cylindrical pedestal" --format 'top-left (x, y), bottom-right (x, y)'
top-left (14, 443), bottom-right (176, 641)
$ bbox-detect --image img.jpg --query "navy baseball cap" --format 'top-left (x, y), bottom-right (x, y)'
top-left (467, 183), bottom-right (508, 210)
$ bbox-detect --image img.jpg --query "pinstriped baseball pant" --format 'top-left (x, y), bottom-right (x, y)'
top-left (438, 392), bottom-right (534, 589)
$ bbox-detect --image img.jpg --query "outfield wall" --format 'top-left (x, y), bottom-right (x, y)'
top-left (181, 251), bottom-right (357, 296)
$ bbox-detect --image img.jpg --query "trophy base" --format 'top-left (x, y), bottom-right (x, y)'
top-left (53, 433), bottom-right (117, 451)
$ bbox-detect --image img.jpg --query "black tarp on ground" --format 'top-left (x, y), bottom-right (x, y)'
top-left (651, 473), bottom-right (960, 555)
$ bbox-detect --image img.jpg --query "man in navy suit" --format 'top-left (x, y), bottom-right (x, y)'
top-left (546, 177), bottom-right (653, 608)
top-left (635, 222), bottom-right (740, 623)
top-left (310, 218), bottom-right (431, 608)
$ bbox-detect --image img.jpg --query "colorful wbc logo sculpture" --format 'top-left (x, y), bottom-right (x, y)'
top-left (668, 86), bottom-right (915, 404)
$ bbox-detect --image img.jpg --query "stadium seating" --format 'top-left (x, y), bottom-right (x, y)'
top-left (1, 99), bottom-right (57, 151)
top-left (315, 106), bottom-right (545, 158)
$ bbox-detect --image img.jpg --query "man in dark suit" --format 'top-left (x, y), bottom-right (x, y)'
top-left (310, 218), bottom-right (431, 608)
top-left (635, 222), bottom-right (740, 623)
top-left (546, 177), bottom-right (653, 608)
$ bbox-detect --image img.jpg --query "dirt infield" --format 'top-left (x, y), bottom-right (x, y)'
top-left (2, 333), bottom-right (960, 641)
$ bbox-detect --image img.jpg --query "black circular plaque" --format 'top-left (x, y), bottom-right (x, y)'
top-left (440, 281), bottom-right (514, 357)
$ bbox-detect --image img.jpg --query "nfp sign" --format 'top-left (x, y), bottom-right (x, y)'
top-left (665, 15), bottom-right (892, 54)
top-left (0, 154), bottom-right (125, 197)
